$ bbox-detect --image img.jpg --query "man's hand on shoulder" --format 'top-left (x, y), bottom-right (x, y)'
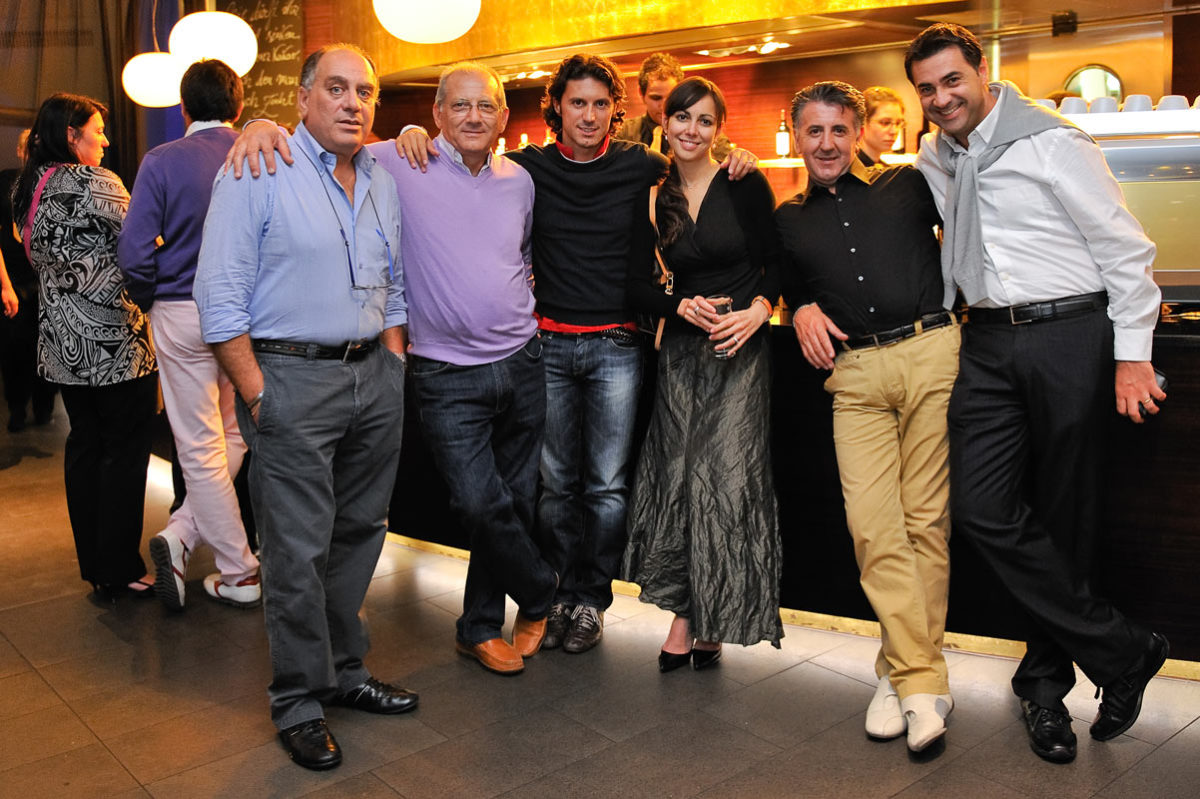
top-left (396, 127), bottom-right (440, 172)
top-left (719, 147), bottom-right (759, 181)
top-left (792, 302), bottom-right (846, 371)
top-left (225, 120), bottom-right (292, 179)
top-left (1115, 360), bottom-right (1166, 423)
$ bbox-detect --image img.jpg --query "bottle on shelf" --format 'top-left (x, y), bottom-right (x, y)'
top-left (775, 109), bottom-right (790, 157)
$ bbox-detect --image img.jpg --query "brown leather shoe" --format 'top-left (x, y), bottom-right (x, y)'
top-left (513, 613), bottom-right (548, 657)
top-left (455, 637), bottom-right (524, 674)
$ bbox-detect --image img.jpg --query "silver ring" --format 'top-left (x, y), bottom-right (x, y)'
top-left (732, 335), bottom-right (739, 345)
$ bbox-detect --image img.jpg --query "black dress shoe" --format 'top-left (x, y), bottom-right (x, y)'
top-left (1091, 631), bottom-right (1170, 741)
top-left (1021, 699), bottom-right (1076, 763)
top-left (563, 606), bottom-right (603, 654)
top-left (658, 649), bottom-right (691, 672)
top-left (334, 676), bottom-right (419, 714)
top-left (542, 603), bottom-right (573, 650)
top-left (278, 719), bottom-right (341, 770)
top-left (691, 646), bottom-right (722, 671)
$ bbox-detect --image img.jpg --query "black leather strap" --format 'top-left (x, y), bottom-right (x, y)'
top-left (968, 291), bottom-right (1108, 325)
top-left (252, 338), bottom-right (379, 361)
top-left (843, 311), bottom-right (956, 350)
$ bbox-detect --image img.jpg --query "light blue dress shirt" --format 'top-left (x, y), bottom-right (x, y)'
top-left (195, 121), bottom-right (406, 346)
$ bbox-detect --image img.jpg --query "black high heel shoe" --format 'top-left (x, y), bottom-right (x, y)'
top-left (691, 645), bottom-right (722, 670)
top-left (658, 649), bottom-right (692, 672)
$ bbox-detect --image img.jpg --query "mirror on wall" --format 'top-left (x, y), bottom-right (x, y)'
top-left (1064, 64), bottom-right (1123, 102)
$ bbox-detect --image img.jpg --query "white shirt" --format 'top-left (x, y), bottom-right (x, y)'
top-left (916, 87), bottom-right (1160, 361)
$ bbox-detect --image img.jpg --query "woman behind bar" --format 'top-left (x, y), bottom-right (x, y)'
top-left (12, 94), bottom-right (157, 600)
top-left (623, 77), bottom-right (784, 669)
top-left (859, 86), bottom-right (905, 166)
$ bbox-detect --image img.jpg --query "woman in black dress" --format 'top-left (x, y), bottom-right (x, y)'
top-left (623, 77), bottom-right (783, 670)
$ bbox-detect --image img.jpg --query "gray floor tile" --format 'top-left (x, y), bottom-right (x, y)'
top-left (373, 706), bottom-right (610, 798)
top-left (0, 635), bottom-right (31, 679)
top-left (696, 714), bottom-right (965, 799)
top-left (703, 660), bottom-right (868, 747)
top-left (552, 654), bottom-right (744, 743)
top-left (0, 703), bottom-right (97, 772)
top-left (304, 772), bottom-right (403, 798)
top-left (0, 742), bottom-right (140, 799)
top-left (954, 716), bottom-right (1156, 798)
top-left (514, 710), bottom-right (780, 799)
top-left (70, 649), bottom-right (272, 740)
top-left (0, 670), bottom-right (62, 719)
top-left (1095, 717), bottom-right (1200, 798)
top-left (890, 757), bottom-right (1031, 798)
top-left (104, 693), bottom-right (276, 784)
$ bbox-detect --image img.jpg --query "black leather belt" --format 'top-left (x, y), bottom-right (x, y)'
top-left (843, 311), bottom-right (956, 350)
top-left (252, 338), bottom-right (379, 362)
top-left (542, 326), bottom-right (640, 345)
top-left (968, 291), bottom-right (1107, 325)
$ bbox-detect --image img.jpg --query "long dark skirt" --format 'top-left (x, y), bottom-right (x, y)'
top-left (622, 329), bottom-right (782, 647)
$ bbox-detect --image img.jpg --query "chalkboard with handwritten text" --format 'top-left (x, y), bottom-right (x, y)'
top-left (219, 0), bottom-right (304, 128)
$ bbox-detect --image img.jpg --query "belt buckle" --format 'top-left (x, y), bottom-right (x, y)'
top-left (1009, 305), bottom-right (1033, 325)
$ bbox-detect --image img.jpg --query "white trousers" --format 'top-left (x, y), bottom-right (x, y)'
top-left (150, 300), bottom-right (258, 582)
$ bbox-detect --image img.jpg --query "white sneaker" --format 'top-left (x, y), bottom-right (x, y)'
top-left (149, 530), bottom-right (189, 611)
top-left (865, 675), bottom-right (906, 739)
top-left (203, 572), bottom-right (262, 608)
top-left (900, 693), bottom-right (954, 752)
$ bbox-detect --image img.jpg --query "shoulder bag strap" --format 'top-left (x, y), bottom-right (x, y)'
top-left (22, 165), bottom-right (59, 262)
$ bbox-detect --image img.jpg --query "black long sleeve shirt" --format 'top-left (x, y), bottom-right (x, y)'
top-left (775, 160), bottom-right (946, 338)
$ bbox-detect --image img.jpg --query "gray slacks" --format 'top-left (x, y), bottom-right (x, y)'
top-left (237, 347), bottom-right (405, 730)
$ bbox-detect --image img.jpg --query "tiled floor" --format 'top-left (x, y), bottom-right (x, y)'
top-left (2, 405), bottom-right (1199, 798)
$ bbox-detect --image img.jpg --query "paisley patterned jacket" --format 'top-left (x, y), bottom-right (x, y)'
top-left (26, 164), bottom-right (155, 386)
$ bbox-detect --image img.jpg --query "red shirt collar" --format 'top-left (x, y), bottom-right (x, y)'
top-left (555, 135), bottom-right (610, 161)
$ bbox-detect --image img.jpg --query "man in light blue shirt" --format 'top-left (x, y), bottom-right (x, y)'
top-left (194, 44), bottom-right (417, 772)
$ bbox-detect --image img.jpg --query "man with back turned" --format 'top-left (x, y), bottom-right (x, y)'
top-left (906, 22), bottom-right (1168, 763)
top-left (195, 44), bottom-right (418, 771)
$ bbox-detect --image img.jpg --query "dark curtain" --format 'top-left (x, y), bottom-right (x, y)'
top-left (97, 0), bottom-right (139, 188)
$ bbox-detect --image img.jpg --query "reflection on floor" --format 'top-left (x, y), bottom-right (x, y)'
top-left (2, 406), bottom-right (1199, 798)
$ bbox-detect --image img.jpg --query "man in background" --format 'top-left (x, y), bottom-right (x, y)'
top-left (615, 52), bottom-right (732, 160)
top-left (118, 59), bottom-right (261, 613)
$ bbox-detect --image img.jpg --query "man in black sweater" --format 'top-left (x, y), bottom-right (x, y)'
top-left (397, 54), bottom-right (758, 655)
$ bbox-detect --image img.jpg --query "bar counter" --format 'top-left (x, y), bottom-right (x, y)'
top-left (389, 302), bottom-right (1200, 665)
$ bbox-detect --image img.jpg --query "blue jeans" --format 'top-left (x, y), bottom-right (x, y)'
top-left (538, 331), bottom-right (644, 610)
top-left (409, 336), bottom-right (556, 645)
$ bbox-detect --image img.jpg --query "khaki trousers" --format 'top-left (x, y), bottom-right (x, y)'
top-left (825, 323), bottom-right (960, 698)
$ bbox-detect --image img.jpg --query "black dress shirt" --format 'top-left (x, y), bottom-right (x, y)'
top-left (775, 159), bottom-right (945, 338)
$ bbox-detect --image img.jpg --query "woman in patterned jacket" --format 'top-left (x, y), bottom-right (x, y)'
top-left (12, 94), bottom-right (157, 601)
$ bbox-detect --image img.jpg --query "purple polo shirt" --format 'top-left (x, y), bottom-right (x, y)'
top-left (368, 134), bottom-right (536, 366)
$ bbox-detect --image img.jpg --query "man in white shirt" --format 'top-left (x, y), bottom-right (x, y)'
top-left (906, 23), bottom-right (1168, 765)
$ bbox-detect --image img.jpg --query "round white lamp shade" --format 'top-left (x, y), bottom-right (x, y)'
top-left (373, 0), bottom-right (481, 44)
top-left (168, 11), bottom-right (258, 76)
top-left (122, 52), bottom-right (187, 107)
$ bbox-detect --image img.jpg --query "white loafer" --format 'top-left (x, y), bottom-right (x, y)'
top-left (865, 675), bottom-right (906, 739)
top-left (900, 692), bottom-right (954, 752)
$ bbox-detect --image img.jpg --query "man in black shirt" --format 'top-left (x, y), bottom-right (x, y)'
top-left (614, 52), bottom-right (732, 161)
top-left (776, 81), bottom-right (958, 754)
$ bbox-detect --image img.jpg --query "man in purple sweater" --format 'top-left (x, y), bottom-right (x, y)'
top-left (118, 59), bottom-right (260, 612)
top-left (229, 62), bottom-right (558, 674)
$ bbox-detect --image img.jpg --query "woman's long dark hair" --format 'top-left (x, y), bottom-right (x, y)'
top-left (656, 77), bottom-right (727, 248)
top-left (11, 93), bottom-right (108, 224)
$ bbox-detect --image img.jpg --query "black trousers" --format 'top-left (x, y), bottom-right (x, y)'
top-left (58, 374), bottom-right (157, 586)
top-left (0, 284), bottom-right (57, 423)
top-left (949, 309), bottom-right (1144, 712)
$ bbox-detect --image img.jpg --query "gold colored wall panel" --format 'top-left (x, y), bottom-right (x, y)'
top-left (321, 0), bottom-right (935, 74)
